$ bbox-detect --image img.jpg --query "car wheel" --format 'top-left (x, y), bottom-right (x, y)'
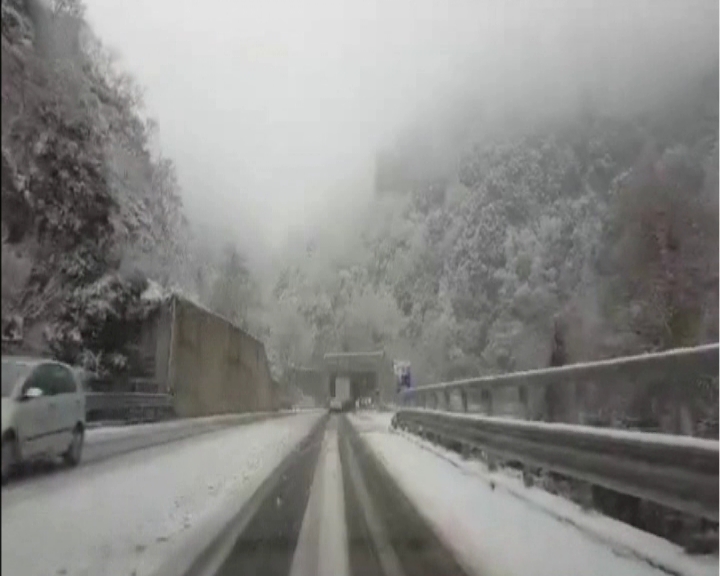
top-left (2, 435), bottom-right (19, 484)
top-left (63, 427), bottom-right (84, 467)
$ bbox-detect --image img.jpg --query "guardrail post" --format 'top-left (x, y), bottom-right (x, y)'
top-left (519, 385), bottom-right (529, 419)
top-left (460, 389), bottom-right (468, 412)
top-left (481, 388), bottom-right (493, 415)
top-left (443, 389), bottom-right (451, 411)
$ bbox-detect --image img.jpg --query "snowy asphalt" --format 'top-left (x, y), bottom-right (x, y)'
top-left (1, 411), bottom-right (313, 492)
top-left (168, 413), bottom-right (715, 576)
top-left (338, 415), bottom-right (469, 576)
top-left (4, 411), bottom-right (709, 576)
top-left (192, 413), bottom-right (469, 576)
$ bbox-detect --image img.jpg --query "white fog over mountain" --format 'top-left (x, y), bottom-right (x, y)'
top-left (2, 0), bottom-right (717, 386)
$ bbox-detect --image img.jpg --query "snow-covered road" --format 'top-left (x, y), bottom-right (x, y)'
top-left (1, 412), bottom-right (324, 576)
top-left (349, 411), bottom-right (717, 576)
top-left (2, 409), bottom-right (715, 576)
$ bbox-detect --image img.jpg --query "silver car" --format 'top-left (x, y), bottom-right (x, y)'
top-left (2, 356), bottom-right (87, 482)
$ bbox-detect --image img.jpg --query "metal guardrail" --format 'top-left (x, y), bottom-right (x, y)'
top-left (393, 344), bottom-right (720, 521)
top-left (392, 409), bottom-right (719, 521)
top-left (85, 392), bottom-right (172, 409)
top-left (85, 376), bottom-right (163, 394)
top-left (399, 344), bottom-right (719, 420)
top-left (85, 392), bottom-right (174, 422)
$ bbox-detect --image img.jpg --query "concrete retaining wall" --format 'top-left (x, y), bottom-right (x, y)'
top-left (166, 297), bottom-right (275, 418)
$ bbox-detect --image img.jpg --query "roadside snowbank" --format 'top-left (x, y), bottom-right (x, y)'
top-left (85, 412), bottom-right (273, 440)
top-left (349, 412), bottom-right (716, 576)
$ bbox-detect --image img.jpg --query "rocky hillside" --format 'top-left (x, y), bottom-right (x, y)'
top-left (0, 0), bottom-right (190, 374)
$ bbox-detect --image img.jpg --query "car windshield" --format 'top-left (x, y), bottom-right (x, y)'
top-left (1, 360), bottom-right (32, 397)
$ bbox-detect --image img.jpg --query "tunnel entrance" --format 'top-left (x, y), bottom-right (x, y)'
top-left (323, 351), bottom-right (391, 408)
top-left (328, 371), bottom-right (378, 402)
top-left (351, 371), bottom-right (378, 400)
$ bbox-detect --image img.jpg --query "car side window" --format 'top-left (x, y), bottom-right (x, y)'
top-left (52, 365), bottom-right (78, 395)
top-left (23, 364), bottom-right (56, 397)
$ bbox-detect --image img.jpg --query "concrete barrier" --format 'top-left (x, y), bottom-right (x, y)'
top-left (168, 298), bottom-right (275, 417)
top-left (128, 295), bottom-right (277, 418)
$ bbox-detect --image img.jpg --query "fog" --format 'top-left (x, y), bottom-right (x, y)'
top-left (83, 0), bottom-right (718, 264)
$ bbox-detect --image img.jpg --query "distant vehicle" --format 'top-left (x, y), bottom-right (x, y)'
top-left (329, 375), bottom-right (353, 413)
top-left (1, 356), bottom-right (86, 483)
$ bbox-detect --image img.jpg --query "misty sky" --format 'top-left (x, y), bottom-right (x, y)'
top-left (83, 0), bottom-right (718, 258)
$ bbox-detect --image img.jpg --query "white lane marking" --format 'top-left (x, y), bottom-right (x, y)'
top-left (290, 419), bottom-right (350, 576)
top-left (289, 435), bottom-right (325, 576)
top-left (318, 427), bottom-right (350, 576)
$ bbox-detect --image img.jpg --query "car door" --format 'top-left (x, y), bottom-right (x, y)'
top-left (16, 364), bottom-right (57, 458)
top-left (48, 364), bottom-right (82, 453)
